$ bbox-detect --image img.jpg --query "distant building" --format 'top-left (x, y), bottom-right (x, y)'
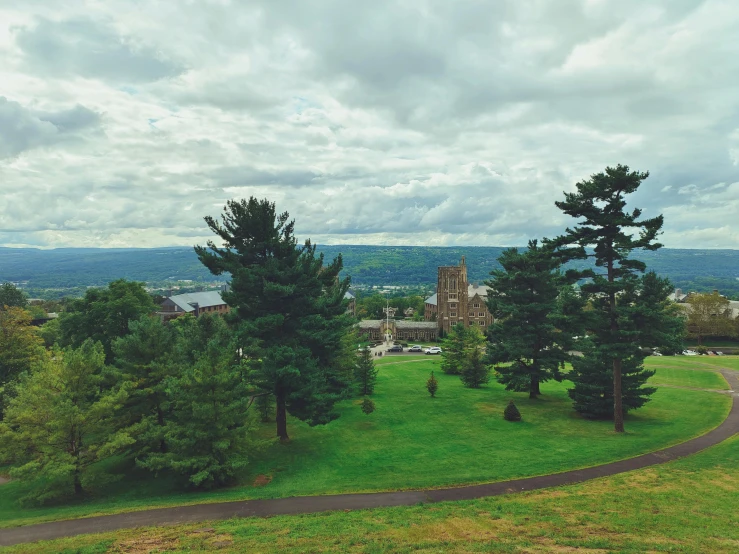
top-left (357, 319), bottom-right (438, 342)
top-left (424, 257), bottom-right (494, 334)
top-left (344, 291), bottom-right (356, 316)
top-left (159, 291), bottom-right (229, 321)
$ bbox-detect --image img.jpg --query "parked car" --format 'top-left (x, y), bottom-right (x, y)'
top-left (682, 349), bottom-right (697, 356)
top-left (715, 351), bottom-right (725, 356)
top-left (408, 345), bottom-right (423, 352)
top-left (387, 344), bottom-right (403, 352)
top-left (425, 346), bottom-right (443, 355)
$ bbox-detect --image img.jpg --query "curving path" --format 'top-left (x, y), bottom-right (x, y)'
top-left (1, 369), bottom-right (737, 548)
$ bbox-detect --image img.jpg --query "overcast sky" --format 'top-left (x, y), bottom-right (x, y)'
top-left (1, 0), bottom-right (738, 249)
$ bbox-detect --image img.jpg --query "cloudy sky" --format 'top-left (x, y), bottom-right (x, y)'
top-left (1, 0), bottom-right (738, 249)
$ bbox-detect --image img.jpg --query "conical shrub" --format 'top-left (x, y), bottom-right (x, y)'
top-left (504, 400), bottom-right (522, 422)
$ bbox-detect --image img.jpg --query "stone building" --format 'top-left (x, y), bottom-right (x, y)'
top-left (159, 291), bottom-right (230, 321)
top-left (424, 257), bottom-right (493, 334)
top-left (357, 319), bottom-right (438, 342)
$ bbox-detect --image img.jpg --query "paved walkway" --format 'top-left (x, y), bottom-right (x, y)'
top-left (1, 369), bottom-right (737, 548)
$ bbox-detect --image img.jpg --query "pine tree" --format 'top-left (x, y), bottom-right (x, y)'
top-left (195, 197), bottom-right (356, 441)
top-left (354, 348), bottom-right (378, 396)
top-left (459, 345), bottom-right (490, 388)
top-left (486, 241), bottom-right (584, 398)
top-left (426, 371), bottom-right (438, 397)
top-left (139, 315), bottom-right (255, 489)
top-left (550, 165), bottom-right (664, 432)
top-left (361, 397), bottom-right (376, 415)
top-left (111, 315), bottom-right (177, 456)
top-left (0, 341), bottom-right (132, 503)
top-left (441, 323), bottom-right (476, 375)
top-left (503, 400), bottom-right (522, 422)
top-left (255, 393), bottom-right (274, 423)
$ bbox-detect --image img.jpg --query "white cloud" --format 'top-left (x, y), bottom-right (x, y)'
top-left (1, 0), bottom-right (738, 248)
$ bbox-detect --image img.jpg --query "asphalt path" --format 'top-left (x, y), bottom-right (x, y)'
top-left (0, 369), bottom-right (736, 548)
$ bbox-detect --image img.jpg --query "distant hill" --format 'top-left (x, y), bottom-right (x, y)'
top-left (1, 245), bottom-right (738, 297)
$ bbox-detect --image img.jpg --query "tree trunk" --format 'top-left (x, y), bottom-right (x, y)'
top-left (276, 393), bottom-right (289, 442)
top-left (613, 358), bottom-right (624, 432)
top-left (529, 375), bottom-right (540, 399)
top-left (73, 466), bottom-right (83, 495)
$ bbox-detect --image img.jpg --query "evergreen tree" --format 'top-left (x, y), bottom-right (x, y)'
top-left (550, 165), bottom-right (664, 432)
top-left (361, 397), bottom-right (376, 415)
top-left (459, 345), bottom-right (490, 389)
top-left (139, 315), bottom-right (255, 488)
top-left (59, 279), bottom-right (157, 364)
top-left (112, 315), bottom-right (177, 456)
top-left (426, 371), bottom-right (438, 397)
top-left (440, 323), bottom-right (470, 375)
top-left (195, 197), bottom-right (356, 441)
top-left (354, 348), bottom-right (378, 396)
top-left (503, 400), bottom-right (522, 422)
top-left (255, 393), bottom-right (274, 422)
top-left (486, 241), bottom-right (584, 399)
top-left (0, 341), bottom-right (132, 503)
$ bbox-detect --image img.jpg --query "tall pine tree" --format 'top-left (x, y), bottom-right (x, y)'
top-left (195, 198), bottom-right (355, 441)
top-left (486, 241), bottom-right (584, 399)
top-left (550, 165), bottom-right (663, 431)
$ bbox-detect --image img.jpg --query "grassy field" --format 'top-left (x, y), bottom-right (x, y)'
top-left (649, 366), bottom-right (729, 389)
top-left (646, 354), bottom-right (739, 372)
top-left (6, 437), bottom-right (739, 553)
top-left (0, 357), bottom-right (731, 530)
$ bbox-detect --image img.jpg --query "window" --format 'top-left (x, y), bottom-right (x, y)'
top-left (473, 303), bottom-right (480, 308)
top-left (450, 312), bottom-right (457, 317)
top-left (479, 312), bottom-right (485, 317)
top-left (479, 321), bottom-right (485, 326)
top-left (450, 303), bottom-right (457, 309)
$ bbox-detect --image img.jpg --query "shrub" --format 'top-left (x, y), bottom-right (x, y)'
top-left (695, 345), bottom-right (709, 355)
top-left (426, 371), bottom-right (438, 398)
top-left (361, 397), bottom-right (376, 415)
top-left (504, 400), bottom-right (522, 422)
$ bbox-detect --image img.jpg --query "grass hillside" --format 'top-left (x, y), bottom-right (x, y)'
top-left (0, 357), bottom-right (731, 529)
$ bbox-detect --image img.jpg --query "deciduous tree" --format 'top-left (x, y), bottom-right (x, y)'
top-left (685, 292), bottom-right (736, 345)
top-left (0, 341), bottom-right (132, 503)
top-left (0, 307), bottom-right (44, 418)
top-left (0, 283), bottom-right (28, 310)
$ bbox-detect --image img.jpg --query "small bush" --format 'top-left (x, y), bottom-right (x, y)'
top-left (504, 400), bottom-right (522, 422)
top-left (361, 397), bottom-right (376, 415)
top-left (695, 345), bottom-right (709, 355)
top-left (426, 371), bottom-right (438, 398)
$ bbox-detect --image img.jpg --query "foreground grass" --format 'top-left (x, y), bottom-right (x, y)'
top-left (650, 366), bottom-right (729, 389)
top-left (0, 358), bottom-right (730, 529)
top-left (646, 354), bottom-right (739, 372)
top-left (7, 436), bottom-right (739, 553)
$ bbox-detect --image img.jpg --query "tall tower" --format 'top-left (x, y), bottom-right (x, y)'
top-left (436, 256), bottom-right (469, 335)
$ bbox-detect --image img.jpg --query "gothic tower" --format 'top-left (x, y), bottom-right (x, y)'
top-left (437, 256), bottom-right (469, 335)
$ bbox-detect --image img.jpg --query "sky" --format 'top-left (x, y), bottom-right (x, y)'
top-left (1, 0), bottom-right (738, 249)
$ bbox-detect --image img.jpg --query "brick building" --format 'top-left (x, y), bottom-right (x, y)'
top-left (159, 291), bottom-right (230, 321)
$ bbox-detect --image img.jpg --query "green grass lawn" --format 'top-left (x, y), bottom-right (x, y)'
top-left (8, 437), bottom-right (739, 553)
top-left (647, 354), bottom-right (739, 372)
top-left (0, 357), bottom-right (731, 529)
top-left (650, 366), bottom-right (729, 389)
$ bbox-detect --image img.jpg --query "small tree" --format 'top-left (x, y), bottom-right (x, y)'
top-left (504, 400), bottom-right (522, 422)
top-left (441, 323), bottom-right (485, 376)
top-left (459, 346), bottom-right (490, 389)
top-left (255, 393), bottom-right (274, 422)
top-left (354, 348), bottom-right (378, 396)
top-left (361, 397), bottom-right (376, 415)
top-left (426, 371), bottom-right (438, 398)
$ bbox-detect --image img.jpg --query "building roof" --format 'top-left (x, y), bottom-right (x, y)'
top-left (468, 284), bottom-right (490, 298)
top-left (730, 300), bottom-right (739, 319)
top-left (166, 291), bottom-right (226, 313)
top-left (395, 320), bottom-right (437, 329)
top-left (344, 291), bottom-right (355, 300)
top-left (425, 293), bottom-right (437, 306)
top-left (357, 319), bottom-right (382, 329)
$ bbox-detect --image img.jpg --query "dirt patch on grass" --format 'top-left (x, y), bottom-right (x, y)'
top-left (113, 530), bottom-right (181, 553)
top-left (253, 474), bottom-right (273, 487)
